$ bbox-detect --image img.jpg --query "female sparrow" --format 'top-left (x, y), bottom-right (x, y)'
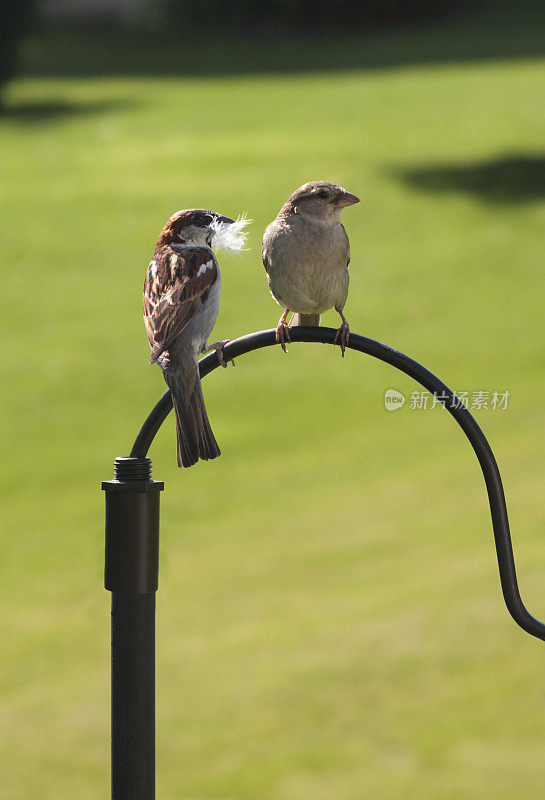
top-left (262, 181), bottom-right (360, 355)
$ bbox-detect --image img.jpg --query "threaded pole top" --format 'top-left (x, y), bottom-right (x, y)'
top-left (114, 457), bottom-right (152, 482)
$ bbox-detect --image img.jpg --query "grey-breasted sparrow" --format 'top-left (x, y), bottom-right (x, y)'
top-left (262, 180), bottom-right (360, 355)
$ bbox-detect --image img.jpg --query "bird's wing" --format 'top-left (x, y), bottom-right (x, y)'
top-left (341, 223), bottom-right (350, 266)
top-left (262, 234), bottom-right (271, 271)
top-left (262, 220), bottom-right (282, 272)
top-left (143, 245), bottom-right (218, 364)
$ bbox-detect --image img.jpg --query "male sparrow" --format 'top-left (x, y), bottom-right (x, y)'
top-left (143, 209), bottom-right (250, 467)
top-left (262, 180), bottom-right (360, 355)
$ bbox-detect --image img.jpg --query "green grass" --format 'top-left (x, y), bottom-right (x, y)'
top-left (2, 10), bottom-right (545, 799)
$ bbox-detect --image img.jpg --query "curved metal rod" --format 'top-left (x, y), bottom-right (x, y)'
top-left (130, 327), bottom-right (545, 642)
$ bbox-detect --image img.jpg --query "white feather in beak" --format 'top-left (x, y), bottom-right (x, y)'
top-left (210, 215), bottom-right (252, 253)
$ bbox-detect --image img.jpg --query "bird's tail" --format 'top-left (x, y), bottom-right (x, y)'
top-left (165, 360), bottom-right (220, 468)
top-left (291, 313), bottom-right (320, 327)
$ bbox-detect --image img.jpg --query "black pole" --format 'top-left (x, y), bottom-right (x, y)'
top-left (110, 593), bottom-right (155, 800)
top-left (103, 456), bottom-right (163, 800)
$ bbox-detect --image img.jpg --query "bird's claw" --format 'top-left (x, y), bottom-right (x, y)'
top-left (275, 321), bottom-right (291, 353)
top-left (334, 321), bottom-right (350, 357)
top-left (207, 340), bottom-right (235, 368)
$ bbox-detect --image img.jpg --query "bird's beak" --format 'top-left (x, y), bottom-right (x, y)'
top-left (336, 191), bottom-right (360, 208)
top-left (214, 214), bottom-right (234, 225)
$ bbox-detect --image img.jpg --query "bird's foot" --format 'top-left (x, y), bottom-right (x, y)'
top-left (157, 352), bottom-right (170, 370)
top-left (275, 320), bottom-right (291, 353)
top-left (206, 340), bottom-right (234, 368)
top-left (334, 320), bottom-right (350, 357)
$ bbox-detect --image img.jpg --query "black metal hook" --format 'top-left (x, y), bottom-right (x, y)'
top-left (130, 326), bottom-right (545, 642)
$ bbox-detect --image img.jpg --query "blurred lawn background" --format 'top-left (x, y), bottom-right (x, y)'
top-left (1, 2), bottom-right (545, 798)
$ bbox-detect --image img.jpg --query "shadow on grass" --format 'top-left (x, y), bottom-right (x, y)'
top-left (0, 98), bottom-right (133, 122)
top-left (19, 1), bottom-right (545, 78)
top-left (394, 154), bottom-right (545, 204)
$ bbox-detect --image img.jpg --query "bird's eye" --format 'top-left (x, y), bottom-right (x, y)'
top-left (318, 190), bottom-right (328, 199)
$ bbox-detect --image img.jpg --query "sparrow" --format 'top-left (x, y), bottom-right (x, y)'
top-left (143, 209), bottom-right (250, 467)
top-left (262, 180), bottom-right (360, 356)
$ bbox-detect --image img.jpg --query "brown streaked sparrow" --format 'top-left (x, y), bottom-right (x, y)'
top-left (143, 209), bottom-right (250, 467)
top-left (262, 180), bottom-right (360, 356)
